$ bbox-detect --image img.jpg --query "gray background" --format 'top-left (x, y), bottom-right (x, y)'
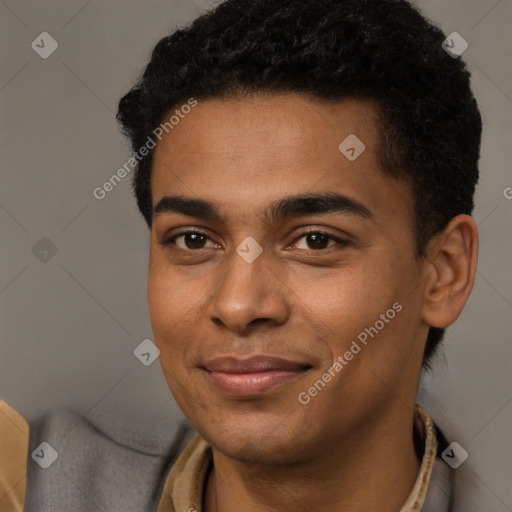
top-left (1, 0), bottom-right (511, 509)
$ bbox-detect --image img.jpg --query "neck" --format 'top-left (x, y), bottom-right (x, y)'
top-left (203, 405), bottom-right (421, 512)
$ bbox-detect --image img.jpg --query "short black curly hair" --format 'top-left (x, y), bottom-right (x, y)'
top-left (117, 0), bottom-right (482, 364)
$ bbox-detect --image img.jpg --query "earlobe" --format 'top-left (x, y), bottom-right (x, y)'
top-left (421, 214), bottom-right (479, 328)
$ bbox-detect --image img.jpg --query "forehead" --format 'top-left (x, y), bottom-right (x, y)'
top-left (154, 93), bottom-right (380, 163)
top-left (150, 93), bottom-right (412, 228)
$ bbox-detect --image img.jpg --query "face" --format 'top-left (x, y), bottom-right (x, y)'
top-left (148, 94), bottom-right (431, 464)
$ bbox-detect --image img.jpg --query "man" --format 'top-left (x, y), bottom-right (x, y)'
top-left (1, 0), bottom-right (481, 510)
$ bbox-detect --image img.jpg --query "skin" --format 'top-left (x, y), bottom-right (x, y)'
top-left (147, 93), bottom-right (478, 512)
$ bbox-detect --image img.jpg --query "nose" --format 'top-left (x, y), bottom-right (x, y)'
top-left (207, 246), bottom-right (290, 333)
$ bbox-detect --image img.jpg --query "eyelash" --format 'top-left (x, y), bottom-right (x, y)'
top-left (158, 228), bottom-right (349, 253)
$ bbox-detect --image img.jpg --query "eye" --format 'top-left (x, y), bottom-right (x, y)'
top-left (160, 230), bottom-right (218, 250)
top-left (159, 229), bottom-right (349, 253)
top-left (291, 230), bottom-right (348, 251)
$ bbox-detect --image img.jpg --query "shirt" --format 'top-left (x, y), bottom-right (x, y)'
top-left (0, 400), bottom-right (451, 511)
top-left (0, 401), bottom-right (28, 511)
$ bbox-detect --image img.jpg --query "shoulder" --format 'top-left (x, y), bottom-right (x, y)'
top-left (2, 402), bottom-right (194, 512)
top-left (0, 400), bottom-right (29, 512)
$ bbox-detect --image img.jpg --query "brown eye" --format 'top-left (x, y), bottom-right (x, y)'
top-left (306, 233), bottom-right (330, 249)
top-left (293, 231), bottom-right (340, 251)
top-left (180, 233), bottom-right (207, 249)
top-left (163, 231), bottom-right (217, 250)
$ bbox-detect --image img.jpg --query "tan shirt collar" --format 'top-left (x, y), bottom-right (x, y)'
top-left (157, 405), bottom-right (439, 512)
top-left (0, 400), bottom-right (29, 512)
top-left (402, 405), bottom-right (439, 511)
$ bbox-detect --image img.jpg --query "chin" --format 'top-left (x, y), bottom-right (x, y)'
top-left (193, 411), bottom-right (314, 464)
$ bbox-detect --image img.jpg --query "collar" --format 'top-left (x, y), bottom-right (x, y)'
top-left (0, 400), bottom-right (29, 512)
top-left (157, 405), bottom-right (445, 512)
top-left (401, 405), bottom-right (439, 511)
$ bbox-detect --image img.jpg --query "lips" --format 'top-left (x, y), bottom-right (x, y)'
top-left (203, 355), bottom-right (312, 397)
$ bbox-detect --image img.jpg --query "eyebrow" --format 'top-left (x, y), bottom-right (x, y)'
top-left (153, 193), bottom-right (374, 224)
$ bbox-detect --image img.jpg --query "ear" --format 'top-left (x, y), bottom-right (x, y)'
top-left (421, 214), bottom-right (479, 328)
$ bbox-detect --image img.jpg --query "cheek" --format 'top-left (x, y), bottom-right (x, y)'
top-left (147, 256), bottom-right (191, 348)
top-left (288, 248), bottom-right (420, 365)
top-left (290, 261), bottom-right (395, 335)
top-left (147, 245), bottom-right (199, 316)
top-left (146, 256), bottom-right (210, 371)
top-left (146, 265), bottom-right (194, 400)
top-left (147, 265), bottom-right (173, 335)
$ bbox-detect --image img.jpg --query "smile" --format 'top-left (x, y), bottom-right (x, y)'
top-left (203, 355), bottom-right (312, 397)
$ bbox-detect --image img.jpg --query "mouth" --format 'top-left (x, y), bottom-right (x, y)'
top-left (203, 355), bottom-right (313, 398)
